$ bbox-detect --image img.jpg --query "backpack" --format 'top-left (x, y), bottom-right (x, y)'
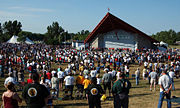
top-left (119, 79), bottom-right (131, 94)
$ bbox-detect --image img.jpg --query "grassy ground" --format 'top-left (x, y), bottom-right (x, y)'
top-left (0, 63), bottom-right (180, 108)
top-left (169, 45), bottom-right (180, 49)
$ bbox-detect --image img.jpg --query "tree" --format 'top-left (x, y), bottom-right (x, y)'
top-left (177, 32), bottom-right (180, 41)
top-left (45, 22), bottom-right (64, 45)
top-left (151, 29), bottom-right (178, 45)
top-left (0, 23), bottom-right (3, 43)
top-left (0, 23), bottom-right (2, 36)
top-left (18, 31), bottom-right (45, 41)
top-left (3, 20), bottom-right (22, 36)
top-left (17, 35), bottom-right (26, 43)
top-left (73, 30), bottom-right (90, 41)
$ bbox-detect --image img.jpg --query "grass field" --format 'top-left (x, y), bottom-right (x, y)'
top-left (0, 62), bottom-right (180, 108)
top-left (169, 45), bottom-right (180, 49)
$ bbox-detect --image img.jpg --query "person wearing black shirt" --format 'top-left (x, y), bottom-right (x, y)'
top-left (86, 77), bottom-right (104, 108)
top-left (22, 72), bottom-right (50, 108)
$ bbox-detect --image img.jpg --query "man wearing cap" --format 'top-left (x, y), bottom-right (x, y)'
top-left (112, 72), bottom-right (131, 108)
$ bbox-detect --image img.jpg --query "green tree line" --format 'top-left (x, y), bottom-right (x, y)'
top-left (0, 20), bottom-right (90, 44)
top-left (151, 29), bottom-right (180, 45)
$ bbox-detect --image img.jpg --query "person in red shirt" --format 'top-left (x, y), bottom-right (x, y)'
top-left (27, 74), bottom-right (33, 84)
top-left (46, 71), bottom-right (52, 80)
top-left (28, 65), bottom-right (32, 73)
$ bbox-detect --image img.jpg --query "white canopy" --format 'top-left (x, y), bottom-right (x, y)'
top-left (160, 41), bottom-right (168, 47)
top-left (7, 35), bottom-right (34, 44)
top-left (7, 35), bottom-right (20, 44)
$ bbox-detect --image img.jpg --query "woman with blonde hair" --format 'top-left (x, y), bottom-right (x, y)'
top-left (2, 82), bottom-right (22, 108)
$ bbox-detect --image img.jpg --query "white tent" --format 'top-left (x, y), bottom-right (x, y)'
top-left (160, 41), bottom-right (168, 47)
top-left (7, 35), bottom-right (20, 44)
top-left (7, 35), bottom-right (34, 44)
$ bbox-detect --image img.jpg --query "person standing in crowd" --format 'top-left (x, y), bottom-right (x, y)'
top-left (46, 71), bottom-right (52, 80)
top-left (158, 70), bottom-right (172, 108)
top-left (51, 73), bottom-right (59, 98)
top-left (57, 67), bottom-right (65, 90)
top-left (13, 67), bottom-right (18, 82)
top-left (102, 68), bottom-right (113, 97)
top-left (27, 74), bottom-right (33, 84)
top-left (86, 77), bottom-right (104, 108)
top-left (22, 72), bottom-right (50, 108)
top-left (112, 72), bottom-right (131, 108)
top-left (168, 68), bottom-right (175, 90)
top-left (142, 67), bottom-right (148, 80)
top-left (135, 68), bottom-right (140, 85)
top-left (96, 74), bottom-right (102, 85)
top-left (4, 72), bottom-right (16, 87)
top-left (2, 82), bottom-right (22, 108)
top-left (149, 69), bottom-right (157, 91)
top-left (90, 67), bottom-right (97, 79)
top-left (76, 72), bottom-right (85, 99)
top-left (64, 72), bottom-right (75, 99)
top-left (83, 75), bottom-right (91, 99)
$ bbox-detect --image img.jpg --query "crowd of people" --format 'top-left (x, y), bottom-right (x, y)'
top-left (0, 43), bottom-right (179, 108)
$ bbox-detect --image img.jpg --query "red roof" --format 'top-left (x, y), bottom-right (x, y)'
top-left (84, 12), bottom-right (158, 43)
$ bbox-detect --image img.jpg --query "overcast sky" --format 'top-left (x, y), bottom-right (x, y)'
top-left (0, 0), bottom-right (180, 35)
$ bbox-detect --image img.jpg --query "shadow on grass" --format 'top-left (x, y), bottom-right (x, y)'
top-left (131, 86), bottom-right (147, 88)
top-left (130, 93), bottom-right (152, 98)
top-left (174, 88), bottom-right (180, 91)
top-left (53, 103), bottom-right (88, 107)
top-left (20, 103), bottom-right (88, 108)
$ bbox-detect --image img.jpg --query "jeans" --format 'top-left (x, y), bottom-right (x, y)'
top-left (65, 85), bottom-right (74, 98)
top-left (158, 91), bottom-right (171, 108)
top-left (171, 78), bottom-right (175, 90)
top-left (113, 94), bottom-right (129, 108)
top-left (136, 77), bottom-right (139, 85)
top-left (76, 84), bottom-right (84, 94)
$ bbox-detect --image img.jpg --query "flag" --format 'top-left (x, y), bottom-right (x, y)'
top-left (108, 8), bottom-right (110, 11)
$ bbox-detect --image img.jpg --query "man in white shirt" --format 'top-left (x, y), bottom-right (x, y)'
top-left (57, 69), bottom-right (65, 90)
top-left (64, 67), bottom-right (70, 75)
top-left (51, 70), bottom-right (57, 77)
top-left (144, 61), bottom-right (148, 68)
top-left (168, 68), bottom-right (175, 90)
top-left (64, 73), bottom-right (75, 99)
top-left (158, 71), bottom-right (172, 108)
top-left (4, 72), bottom-right (16, 87)
top-left (135, 68), bottom-right (140, 85)
top-left (149, 69), bottom-right (157, 91)
top-left (90, 68), bottom-right (97, 78)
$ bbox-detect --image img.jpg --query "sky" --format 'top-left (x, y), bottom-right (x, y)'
top-left (0, 0), bottom-right (180, 35)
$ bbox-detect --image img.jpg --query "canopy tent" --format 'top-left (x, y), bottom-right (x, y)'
top-left (160, 41), bottom-right (168, 47)
top-left (7, 35), bottom-right (34, 44)
top-left (7, 35), bottom-right (20, 44)
top-left (25, 37), bottom-right (34, 44)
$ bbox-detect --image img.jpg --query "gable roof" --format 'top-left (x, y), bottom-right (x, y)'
top-left (84, 12), bottom-right (158, 43)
